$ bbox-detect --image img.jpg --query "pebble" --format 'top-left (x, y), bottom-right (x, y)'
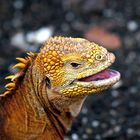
top-left (86, 128), bottom-right (93, 134)
top-left (82, 134), bottom-right (88, 139)
top-left (103, 9), bottom-right (114, 18)
top-left (111, 90), bottom-right (119, 98)
top-left (91, 120), bottom-right (100, 128)
top-left (71, 133), bottom-right (79, 140)
top-left (65, 12), bottom-right (75, 22)
top-left (12, 17), bottom-right (22, 28)
top-left (127, 128), bottom-right (134, 135)
top-left (129, 101), bottom-right (136, 108)
top-left (124, 35), bottom-right (134, 49)
top-left (127, 21), bottom-right (138, 32)
top-left (64, 137), bottom-right (70, 140)
top-left (95, 134), bottom-right (101, 140)
top-left (11, 27), bottom-right (53, 51)
top-left (82, 117), bottom-right (88, 124)
top-left (125, 51), bottom-right (136, 64)
top-left (10, 32), bottom-right (38, 52)
top-left (11, 32), bottom-right (28, 50)
top-left (114, 125), bottom-right (121, 133)
top-left (82, 0), bottom-right (107, 12)
top-left (111, 100), bottom-right (120, 108)
top-left (61, 23), bottom-right (70, 32)
top-left (81, 107), bottom-right (88, 114)
top-left (129, 87), bottom-right (137, 94)
top-left (109, 109), bottom-right (117, 117)
top-left (13, 0), bottom-right (24, 9)
top-left (26, 27), bottom-right (53, 44)
top-left (110, 119), bottom-right (117, 125)
top-left (102, 129), bottom-right (113, 137)
top-left (101, 123), bottom-right (107, 129)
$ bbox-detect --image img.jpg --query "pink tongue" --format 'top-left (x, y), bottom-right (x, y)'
top-left (79, 69), bottom-right (110, 82)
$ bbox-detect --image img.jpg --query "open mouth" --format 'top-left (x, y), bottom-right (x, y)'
top-left (78, 69), bottom-right (120, 82)
top-left (76, 69), bottom-right (120, 87)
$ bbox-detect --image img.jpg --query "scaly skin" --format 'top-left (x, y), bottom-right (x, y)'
top-left (0, 37), bottom-right (120, 140)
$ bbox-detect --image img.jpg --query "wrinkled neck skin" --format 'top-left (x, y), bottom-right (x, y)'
top-left (0, 60), bottom-right (86, 140)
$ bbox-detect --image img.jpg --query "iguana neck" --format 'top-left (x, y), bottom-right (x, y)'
top-left (0, 59), bottom-right (86, 140)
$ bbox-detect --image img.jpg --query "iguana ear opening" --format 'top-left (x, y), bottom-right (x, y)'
top-left (45, 77), bottom-right (51, 89)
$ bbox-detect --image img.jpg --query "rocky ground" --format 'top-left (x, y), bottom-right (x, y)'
top-left (0, 0), bottom-right (140, 139)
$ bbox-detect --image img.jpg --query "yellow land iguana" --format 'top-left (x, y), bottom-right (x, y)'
top-left (0, 37), bottom-right (120, 140)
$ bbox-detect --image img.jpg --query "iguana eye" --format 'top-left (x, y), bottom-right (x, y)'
top-left (96, 55), bottom-right (102, 60)
top-left (70, 62), bottom-right (81, 68)
top-left (95, 53), bottom-right (105, 61)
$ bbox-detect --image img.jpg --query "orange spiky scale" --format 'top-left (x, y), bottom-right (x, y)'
top-left (12, 63), bottom-right (26, 69)
top-left (16, 57), bottom-right (28, 64)
top-left (0, 91), bottom-right (11, 97)
top-left (5, 75), bottom-right (14, 80)
top-left (12, 72), bottom-right (24, 81)
top-left (27, 52), bottom-right (35, 57)
top-left (5, 82), bottom-right (15, 88)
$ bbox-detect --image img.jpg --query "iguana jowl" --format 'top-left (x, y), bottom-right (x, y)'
top-left (0, 37), bottom-right (120, 140)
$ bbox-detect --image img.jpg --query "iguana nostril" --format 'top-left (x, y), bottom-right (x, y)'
top-left (108, 53), bottom-right (115, 63)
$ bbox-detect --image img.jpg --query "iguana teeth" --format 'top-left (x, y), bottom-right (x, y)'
top-left (5, 83), bottom-right (16, 88)
top-left (12, 63), bottom-right (26, 69)
top-left (16, 57), bottom-right (28, 64)
top-left (5, 75), bottom-right (15, 80)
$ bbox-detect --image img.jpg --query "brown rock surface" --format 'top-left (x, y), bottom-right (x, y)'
top-left (85, 26), bottom-right (121, 49)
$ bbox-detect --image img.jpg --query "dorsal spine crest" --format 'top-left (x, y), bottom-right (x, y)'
top-left (0, 52), bottom-right (37, 97)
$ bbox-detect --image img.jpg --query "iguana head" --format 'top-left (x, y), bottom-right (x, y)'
top-left (38, 36), bottom-right (120, 97)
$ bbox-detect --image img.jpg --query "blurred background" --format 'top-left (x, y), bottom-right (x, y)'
top-left (0, 0), bottom-right (140, 139)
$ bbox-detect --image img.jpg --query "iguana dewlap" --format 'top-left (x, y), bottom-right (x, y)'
top-left (0, 37), bottom-right (120, 140)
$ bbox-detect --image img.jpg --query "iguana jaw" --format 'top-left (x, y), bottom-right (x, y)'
top-left (75, 69), bottom-right (120, 87)
top-left (74, 52), bottom-right (120, 88)
top-left (60, 68), bottom-right (120, 96)
top-left (59, 53), bottom-right (120, 96)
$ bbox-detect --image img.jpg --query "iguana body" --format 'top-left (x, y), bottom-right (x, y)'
top-left (0, 37), bottom-right (120, 140)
